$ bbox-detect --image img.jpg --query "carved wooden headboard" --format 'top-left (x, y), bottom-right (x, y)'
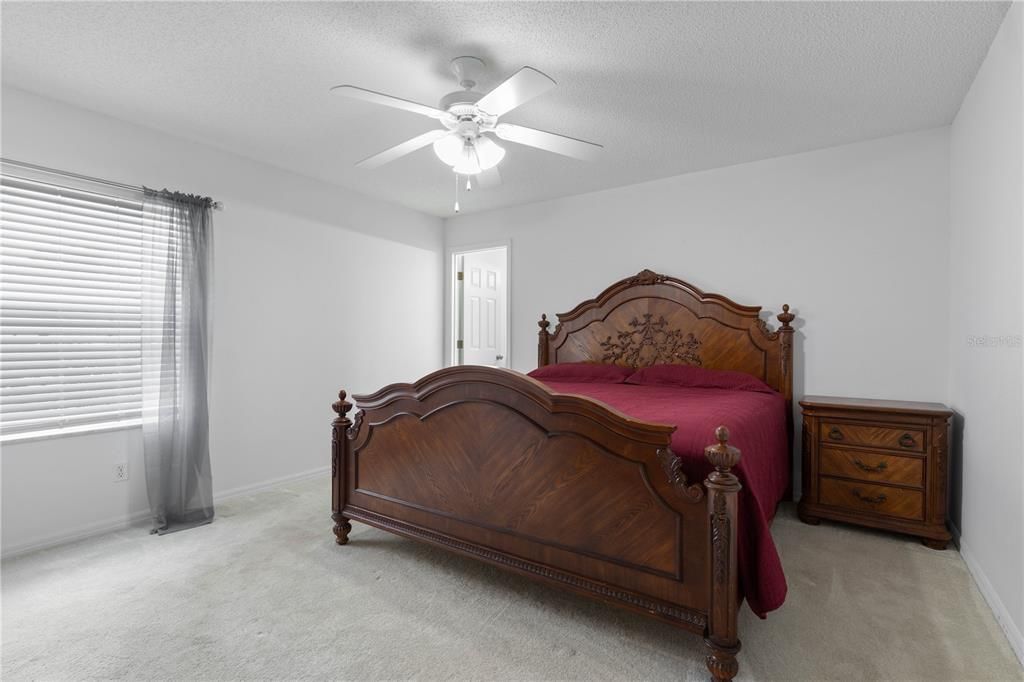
top-left (537, 269), bottom-right (796, 405)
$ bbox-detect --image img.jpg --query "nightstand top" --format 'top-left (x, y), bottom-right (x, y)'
top-left (800, 395), bottom-right (952, 417)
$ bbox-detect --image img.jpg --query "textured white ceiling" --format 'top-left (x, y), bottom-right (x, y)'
top-left (1, 2), bottom-right (1009, 217)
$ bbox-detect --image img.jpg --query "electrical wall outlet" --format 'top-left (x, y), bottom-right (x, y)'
top-left (114, 462), bottom-right (129, 482)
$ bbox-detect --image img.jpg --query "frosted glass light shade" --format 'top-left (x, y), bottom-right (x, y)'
top-left (452, 144), bottom-right (482, 175)
top-left (474, 135), bottom-right (505, 170)
top-left (433, 134), bottom-right (465, 166)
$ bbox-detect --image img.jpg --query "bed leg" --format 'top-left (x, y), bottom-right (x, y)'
top-left (704, 640), bottom-right (740, 681)
top-left (704, 426), bottom-right (742, 682)
top-left (332, 512), bottom-right (352, 545)
top-left (331, 389), bottom-right (354, 546)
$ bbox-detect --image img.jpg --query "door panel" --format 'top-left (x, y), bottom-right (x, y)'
top-left (459, 248), bottom-right (507, 367)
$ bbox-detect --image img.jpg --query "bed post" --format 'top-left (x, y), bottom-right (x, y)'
top-left (777, 304), bottom-right (796, 497)
top-left (704, 426), bottom-right (742, 682)
top-left (778, 304), bottom-right (796, 435)
top-left (537, 314), bottom-right (551, 367)
top-left (331, 389), bottom-right (353, 545)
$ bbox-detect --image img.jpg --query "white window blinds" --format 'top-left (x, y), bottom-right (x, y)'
top-left (1, 174), bottom-right (150, 437)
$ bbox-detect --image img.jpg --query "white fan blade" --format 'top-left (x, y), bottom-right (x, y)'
top-left (477, 166), bottom-right (502, 188)
top-left (356, 129), bottom-right (452, 169)
top-left (476, 67), bottom-right (556, 118)
top-left (331, 85), bottom-right (452, 121)
top-left (494, 123), bottom-right (603, 161)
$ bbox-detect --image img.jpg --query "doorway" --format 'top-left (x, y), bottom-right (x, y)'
top-left (450, 245), bottom-right (509, 368)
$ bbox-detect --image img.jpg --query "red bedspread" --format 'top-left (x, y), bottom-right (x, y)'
top-left (537, 380), bottom-right (789, 617)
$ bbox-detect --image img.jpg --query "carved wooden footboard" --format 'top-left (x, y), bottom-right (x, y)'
top-left (331, 269), bottom-right (795, 681)
top-left (332, 368), bottom-right (744, 680)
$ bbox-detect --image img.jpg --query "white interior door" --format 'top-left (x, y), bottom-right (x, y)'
top-left (459, 248), bottom-right (507, 367)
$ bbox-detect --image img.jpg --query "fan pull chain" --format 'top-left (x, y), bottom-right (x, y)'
top-left (466, 177), bottom-right (472, 192)
top-left (454, 173), bottom-right (460, 214)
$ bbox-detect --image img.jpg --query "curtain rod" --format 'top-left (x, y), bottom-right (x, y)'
top-left (0, 157), bottom-right (223, 210)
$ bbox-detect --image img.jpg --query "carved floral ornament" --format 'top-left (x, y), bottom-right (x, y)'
top-left (711, 492), bottom-right (730, 584)
top-left (600, 313), bottom-right (703, 367)
top-left (626, 269), bottom-right (670, 286)
top-left (658, 449), bottom-right (705, 503)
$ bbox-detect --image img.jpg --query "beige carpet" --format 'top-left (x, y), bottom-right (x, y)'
top-left (2, 476), bottom-right (1021, 681)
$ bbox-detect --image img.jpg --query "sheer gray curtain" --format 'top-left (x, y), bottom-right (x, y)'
top-left (141, 189), bottom-right (214, 534)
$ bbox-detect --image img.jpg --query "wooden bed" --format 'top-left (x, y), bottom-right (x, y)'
top-left (330, 269), bottom-right (795, 681)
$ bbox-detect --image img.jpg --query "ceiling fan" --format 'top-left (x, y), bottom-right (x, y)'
top-left (331, 56), bottom-right (603, 188)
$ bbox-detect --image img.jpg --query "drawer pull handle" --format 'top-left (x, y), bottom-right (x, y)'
top-left (853, 458), bottom-right (888, 473)
top-left (851, 489), bottom-right (887, 505)
top-left (828, 427), bottom-right (844, 441)
top-left (899, 433), bottom-right (916, 449)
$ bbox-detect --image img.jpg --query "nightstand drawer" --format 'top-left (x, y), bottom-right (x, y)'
top-left (819, 447), bottom-right (924, 488)
top-left (820, 421), bottom-right (925, 453)
top-left (819, 478), bottom-right (924, 521)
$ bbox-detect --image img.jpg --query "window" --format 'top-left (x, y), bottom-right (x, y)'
top-left (1, 174), bottom-right (148, 439)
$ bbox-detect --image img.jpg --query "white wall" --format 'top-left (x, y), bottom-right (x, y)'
top-left (1, 87), bottom-right (444, 555)
top-left (948, 2), bottom-right (1024, 662)
top-left (445, 127), bottom-right (951, 408)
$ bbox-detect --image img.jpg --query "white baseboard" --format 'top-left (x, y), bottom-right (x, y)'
top-left (213, 465), bottom-right (329, 502)
top-left (1, 466), bottom-right (330, 560)
top-left (1, 508), bottom-right (154, 560)
top-left (960, 538), bottom-right (1024, 666)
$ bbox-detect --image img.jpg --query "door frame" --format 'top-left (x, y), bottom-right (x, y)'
top-left (445, 240), bottom-right (511, 368)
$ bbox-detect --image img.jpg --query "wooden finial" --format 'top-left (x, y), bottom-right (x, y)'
top-left (777, 304), bottom-right (795, 330)
top-left (332, 389), bottom-right (353, 418)
top-left (538, 314), bottom-right (552, 366)
top-left (705, 425), bottom-right (741, 474)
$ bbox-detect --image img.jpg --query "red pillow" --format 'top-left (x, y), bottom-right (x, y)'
top-left (625, 364), bottom-right (775, 393)
top-left (528, 362), bottom-right (633, 384)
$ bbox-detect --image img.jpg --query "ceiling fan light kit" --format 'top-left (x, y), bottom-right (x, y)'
top-left (332, 55), bottom-right (603, 211)
top-left (433, 134), bottom-right (504, 175)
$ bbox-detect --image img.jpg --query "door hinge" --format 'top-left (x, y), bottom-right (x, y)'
top-left (456, 339), bottom-right (464, 349)
top-left (456, 271), bottom-right (464, 281)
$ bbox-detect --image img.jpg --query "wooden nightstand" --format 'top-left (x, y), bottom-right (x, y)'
top-left (797, 396), bottom-right (953, 549)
